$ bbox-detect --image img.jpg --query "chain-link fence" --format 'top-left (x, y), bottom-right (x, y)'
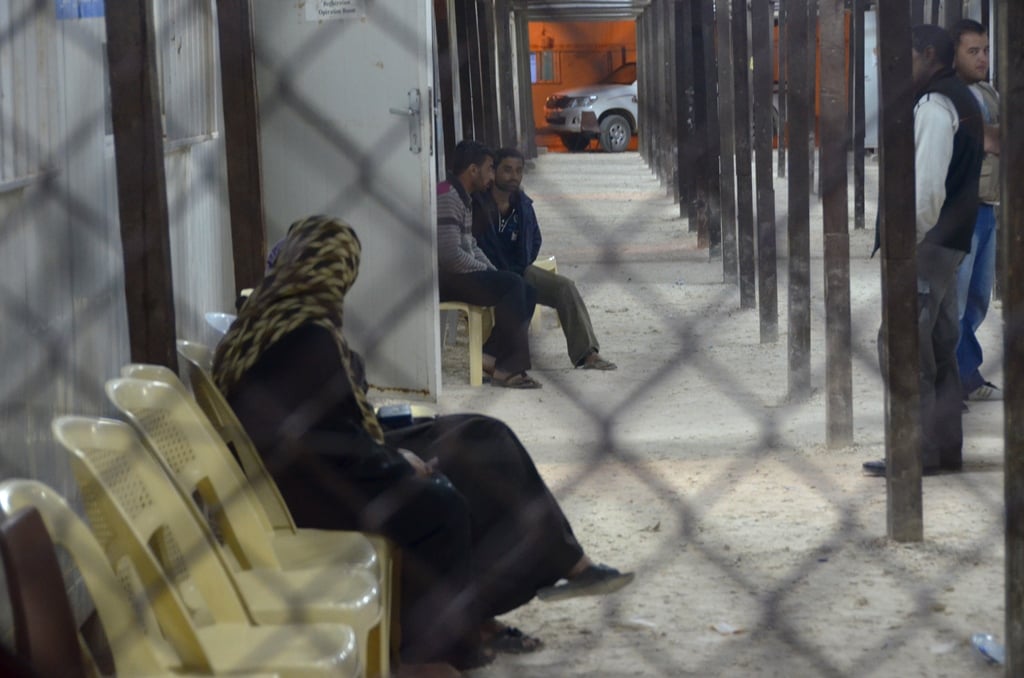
top-left (0, 0), bottom-right (1012, 676)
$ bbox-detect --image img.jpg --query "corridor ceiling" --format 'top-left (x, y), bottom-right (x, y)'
top-left (516, 0), bottom-right (650, 21)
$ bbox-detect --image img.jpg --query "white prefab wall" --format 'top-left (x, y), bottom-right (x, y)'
top-left (0, 0), bottom-right (234, 629)
top-left (0, 1), bottom-right (58, 185)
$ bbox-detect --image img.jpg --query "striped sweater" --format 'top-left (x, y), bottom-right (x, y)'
top-left (437, 176), bottom-right (495, 274)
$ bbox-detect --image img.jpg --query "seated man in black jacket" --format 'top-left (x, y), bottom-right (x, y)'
top-left (473, 148), bottom-right (616, 370)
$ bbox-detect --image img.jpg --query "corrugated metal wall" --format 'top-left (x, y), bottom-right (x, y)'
top-left (156, 0), bottom-right (217, 143)
top-left (0, 0), bottom-right (234, 631)
top-left (0, 0), bottom-right (57, 184)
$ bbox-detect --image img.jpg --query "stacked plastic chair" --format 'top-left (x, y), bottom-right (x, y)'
top-left (104, 378), bottom-right (392, 676)
top-left (50, 416), bottom-right (369, 676)
top-left (0, 478), bottom-right (292, 677)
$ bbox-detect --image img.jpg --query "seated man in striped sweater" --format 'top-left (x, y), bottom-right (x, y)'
top-left (436, 140), bottom-right (541, 389)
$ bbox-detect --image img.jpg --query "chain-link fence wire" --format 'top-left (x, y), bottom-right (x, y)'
top-left (0, 1), bottom-right (1009, 676)
top-left (520, 9), bottom-right (1005, 678)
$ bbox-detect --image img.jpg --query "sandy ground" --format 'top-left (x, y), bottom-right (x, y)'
top-left (418, 150), bottom-right (1005, 677)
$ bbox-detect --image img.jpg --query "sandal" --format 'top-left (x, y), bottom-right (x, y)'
top-left (491, 372), bottom-right (542, 389)
top-left (536, 564), bottom-right (634, 602)
top-left (482, 624), bottom-right (543, 654)
top-left (579, 352), bottom-right (617, 370)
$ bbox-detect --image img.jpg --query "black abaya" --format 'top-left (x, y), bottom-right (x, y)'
top-left (224, 324), bottom-right (583, 661)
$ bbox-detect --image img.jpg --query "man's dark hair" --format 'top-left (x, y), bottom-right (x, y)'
top-left (451, 140), bottom-right (494, 175)
top-left (912, 24), bottom-right (955, 69)
top-left (494, 147), bottom-right (525, 167)
top-left (950, 18), bottom-right (986, 47)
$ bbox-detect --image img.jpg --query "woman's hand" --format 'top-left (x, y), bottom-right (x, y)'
top-left (399, 449), bottom-right (438, 477)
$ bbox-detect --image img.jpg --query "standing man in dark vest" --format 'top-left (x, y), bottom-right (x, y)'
top-left (864, 24), bottom-right (984, 477)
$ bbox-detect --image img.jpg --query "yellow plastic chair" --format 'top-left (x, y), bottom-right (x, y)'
top-left (121, 362), bottom-right (268, 522)
top-left (122, 361), bottom-right (379, 560)
top-left (174, 341), bottom-right (398, 572)
top-left (125, 360), bottom-right (387, 577)
top-left (530, 255), bottom-right (561, 331)
top-left (0, 505), bottom-right (88, 678)
top-left (0, 479), bottom-right (283, 678)
top-left (122, 360), bottom-right (296, 533)
top-left (105, 378), bottom-right (391, 677)
top-left (204, 312), bottom-right (236, 340)
top-left (177, 341), bottom-right (333, 530)
top-left (51, 416), bottom-right (365, 678)
top-left (438, 301), bottom-right (494, 386)
top-left (175, 343), bottom-right (401, 667)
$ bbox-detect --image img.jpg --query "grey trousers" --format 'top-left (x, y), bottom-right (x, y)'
top-left (877, 241), bottom-right (965, 469)
top-left (524, 264), bottom-right (600, 365)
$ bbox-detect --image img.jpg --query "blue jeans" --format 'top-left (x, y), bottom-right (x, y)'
top-left (955, 204), bottom-right (997, 394)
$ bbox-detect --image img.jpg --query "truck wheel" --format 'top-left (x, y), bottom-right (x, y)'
top-left (560, 133), bottom-right (591, 152)
top-left (599, 114), bottom-right (631, 153)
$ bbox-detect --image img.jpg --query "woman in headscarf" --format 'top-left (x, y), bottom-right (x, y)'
top-left (212, 216), bottom-right (632, 676)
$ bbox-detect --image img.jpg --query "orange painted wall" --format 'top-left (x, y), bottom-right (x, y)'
top-left (528, 21), bottom-right (637, 131)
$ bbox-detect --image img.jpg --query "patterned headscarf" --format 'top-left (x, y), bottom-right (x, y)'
top-left (212, 215), bottom-right (385, 443)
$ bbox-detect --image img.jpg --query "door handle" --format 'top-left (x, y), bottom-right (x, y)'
top-left (389, 90), bottom-right (422, 154)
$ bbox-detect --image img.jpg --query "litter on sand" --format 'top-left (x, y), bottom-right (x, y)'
top-left (711, 622), bottom-right (745, 636)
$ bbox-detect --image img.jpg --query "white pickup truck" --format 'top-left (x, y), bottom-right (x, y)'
top-left (543, 62), bottom-right (638, 153)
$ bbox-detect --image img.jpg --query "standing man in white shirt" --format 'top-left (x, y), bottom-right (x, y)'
top-left (864, 24), bottom-right (984, 477)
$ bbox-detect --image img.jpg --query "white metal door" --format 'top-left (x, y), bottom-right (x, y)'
top-left (251, 0), bottom-right (441, 396)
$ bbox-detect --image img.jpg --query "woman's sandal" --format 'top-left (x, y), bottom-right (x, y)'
top-left (483, 625), bottom-right (544, 654)
top-left (491, 372), bottom-right (542, 389)
top-left (536, 563), bottom-right (635, 602)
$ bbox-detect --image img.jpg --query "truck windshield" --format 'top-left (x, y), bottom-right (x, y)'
top-left (602, 63), bottom-right (636, 85)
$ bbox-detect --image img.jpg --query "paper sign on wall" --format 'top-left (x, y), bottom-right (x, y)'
top-left (55, 0), bottom-right (104, 19)
top-left (305, 0), bottom-right (366, 21)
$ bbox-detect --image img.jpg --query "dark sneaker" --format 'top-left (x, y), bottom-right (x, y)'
top-left (861, 459), bottom-right (958, 477)
top-left (862, 459), bottom-right (886, 476)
